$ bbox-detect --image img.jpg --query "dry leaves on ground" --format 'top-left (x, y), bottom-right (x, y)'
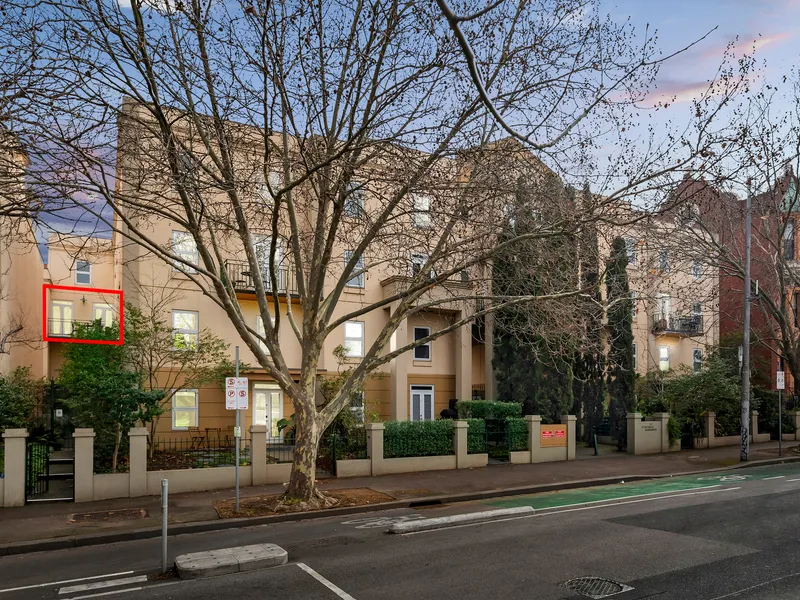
top-left (213, 487), bottom-right (394, 519)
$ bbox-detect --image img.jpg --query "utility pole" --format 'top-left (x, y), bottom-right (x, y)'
top-left (741, 190), bottom-right (752, 461)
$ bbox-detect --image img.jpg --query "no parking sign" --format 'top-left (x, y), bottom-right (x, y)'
top-left (225, 377), bottom-right (249, 410)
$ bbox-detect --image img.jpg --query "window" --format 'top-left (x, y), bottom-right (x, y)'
top-left (172, 310), bottom-right (198, 349)
top-left (255, 170), bottom-right (282, 204)
top-left (172, 389), bottom-right (198, 429)
top-left (51, 300), bottom-right (74, 336)
top-left (625, 238), bottom-right (637, 265)
top-left (692, 302), bottom-right (702, 317)
top-left (630, 290), bottom-right (637, 318)
top-left (785, 220), bottom-right (795, 261)
top-left (658, 248), bottom-right (669, 273)
top-left (412, 194), bottom-right (432, 228)
top-left (349, 391), bottom-right (365, 422)
top-left (632, 342), bottom-right (637, 371)
top-left (693, 348), bottom-right (703, 373)
top-left (75, 260), bottom-right (91, 285)
top-left (659, 346), bottom-right (670, 371)
top-left (171, 231), bottom-right (198, 273)
top-left (344, 181), bottom-right (365, 218)
top-left (343, 321), bottom-right (364, 357)
top-left (93, 303), bottom-right (114, 328)
top-left (410, 253), bottom-right (434, 279)
top-left (691, 259), bottom-right (703, 280)
top-left (410, 384), bottom-right (434, 421)
top-left (657, 293), bottom-right (671, 321)
top-left (344, 250), bottom-right (365, 288)
top-left (413, 326), bottom-right (431, 361)
top-left (255, 315), bottom-right (270, 354)
top-left (252, 234), bottom-right (285, 291)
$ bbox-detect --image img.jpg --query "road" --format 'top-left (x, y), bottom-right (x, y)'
top-left (3, 462), bottom-right (800, 600)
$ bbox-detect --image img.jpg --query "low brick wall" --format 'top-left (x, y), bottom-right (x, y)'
top-left (336, 459), bottom-right (371, 478)
top-left (374, 455), bottom-right (457, 476)
top-left (146, 466), bottom-right (254, 496)
top-left (94, 473), bottom-right (130, 501)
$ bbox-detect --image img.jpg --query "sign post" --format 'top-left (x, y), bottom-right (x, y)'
top-left (777, 368), bottom-right (785, 457)
top-left (226, 347), bottom-right (248, 513)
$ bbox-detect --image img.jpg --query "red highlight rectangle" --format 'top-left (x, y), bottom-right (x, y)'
top-left (42, 284), bottom-right (124, 346)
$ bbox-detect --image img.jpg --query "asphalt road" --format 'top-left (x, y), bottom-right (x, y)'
top-left (4, 462), bottom-right (800, 600)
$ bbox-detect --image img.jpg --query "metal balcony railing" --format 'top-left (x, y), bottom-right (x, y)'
top-left (47, 319), bottom-right (110, 338)
top-left (652, 313), bottom-right (703, 336)
top-left (225, 261), bottom-right (297, 296)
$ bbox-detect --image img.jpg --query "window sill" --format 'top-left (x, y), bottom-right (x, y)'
top-left (343, 287), bottom-right (366, 295)
top-left (413, 360), bottom-right (432, 367)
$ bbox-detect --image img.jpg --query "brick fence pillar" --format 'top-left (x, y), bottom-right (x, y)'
top-left (73, 428), bottom-right (95, 503)
top-left (365, 422), bottom-right (384, 476)
top-left (2, 429), bottom-right (28, 507)
top-left (128, 427), bottom-right (148, 498)
top-left (453, 420), bottom-right (468, 468)
top-left (250, 425), bottom-right (267, 485)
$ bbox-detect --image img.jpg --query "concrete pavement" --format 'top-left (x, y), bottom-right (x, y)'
top-left (0, 440), bottom-right (794, 551)
top-left (3, 461), bottom-right (800, 599)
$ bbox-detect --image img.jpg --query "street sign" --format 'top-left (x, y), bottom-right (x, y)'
top-left (777, 371), bottom-right (785, 390)
top-left (55, 408), bottom-right (63, 418)
top-left (225, 377), bottom-right (249, 410)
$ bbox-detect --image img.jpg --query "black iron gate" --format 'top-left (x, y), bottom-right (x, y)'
top-left (681, 421), bottom-right (698, 450)
top-left (485, 421), bottom-right (510, 462)
top-left (26, 439), bottom-right (51, 500)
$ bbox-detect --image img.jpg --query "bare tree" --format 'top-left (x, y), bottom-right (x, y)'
top-left (8, 0), bottom-right (750, 506)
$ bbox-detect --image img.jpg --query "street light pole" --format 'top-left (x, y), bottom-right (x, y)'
top-left (741, 190), bottom-right (752, 461)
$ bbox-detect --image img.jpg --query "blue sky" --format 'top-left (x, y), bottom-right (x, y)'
top-left (608, 0), bottom-right (799, 103)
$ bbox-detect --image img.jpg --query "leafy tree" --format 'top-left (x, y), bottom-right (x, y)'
top-left (58, 321), bottom-right (162, 471)
top-left (124, 302), bottom-right (239, 456)
top-left (606, 237), bottom-right (635, 449)
top-left (0, 366), bottom-right (44, 431)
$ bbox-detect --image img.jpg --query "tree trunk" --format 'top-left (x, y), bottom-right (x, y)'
top-left (148, 416), bottom-right (160, 460)
top-left (112, 422), bottom-right (121, 472)
top-left (284, 419), bottom-right (320, 502)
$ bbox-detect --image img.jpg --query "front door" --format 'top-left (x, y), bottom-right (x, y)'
top-left (253, 385), bottom-right (284, 439)
top-left (252, 235), bottom-right (284, 291)
top-left (410, 385), bottom-right (434, 421)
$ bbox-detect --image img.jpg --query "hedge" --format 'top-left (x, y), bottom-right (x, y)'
top-left (456, 400), bottom-right (522, 420)
top-left (384, 420), bottom-right (454, 458)
top-left (466, 418), bottom-right (486, 454)
top-left (506, 417), bottom-right (528, 451)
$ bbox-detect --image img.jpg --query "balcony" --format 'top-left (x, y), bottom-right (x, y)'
top-left (225, 261), bottom-right (298, 298)
top-left (652, 313), bottom-right (703, 337)
top-left (47, 319), bottom-right (117, 340)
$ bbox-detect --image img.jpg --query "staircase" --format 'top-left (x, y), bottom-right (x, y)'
top-left (27, 448), bottom-right (74, 503)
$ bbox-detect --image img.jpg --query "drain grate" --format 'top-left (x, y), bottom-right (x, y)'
top-left (560, 577), bottom-right (633, 599)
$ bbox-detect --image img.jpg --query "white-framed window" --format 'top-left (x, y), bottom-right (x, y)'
top-left (172, 389), bottom-right (198, 429)
top-left (171, 231), bottom-right (198, 273)
top-left (632, 342), bottom-right (637, 371)
top-left (75, 260), bottom-right (91, 285)
top-left (630, 290), bottom-right (637, 318)
top-left (172, 310), bottom-right (198, 350)
top-left (344, 250), bottom-right (365, 288)
top-left (625, 238), bottom-right (637, 265)
top-left (93, 303), bottom-right (114, 328)
top-left (252, 234), bottom-right (285, 291)
top-left (693, 348), bottom-right (703, 373)
top-left (413, 326), bottom-right (431, 361)
top-left (410, 384), bottom-right (434, 421)
top-left (412, 193), bottom-right (432, 228)
top-left (344, 181), bottom-right (365, 218)
top-left (349, 390), bottom-right (365, 422)
top-left (659, 346), bottom-right (670, 372)
top-left (785, 220), bottom-right (795, 261)
top-left (657, 293), bottom-right (671, 321)
top-left (692, 302), bottom-right (702, 318)
top-left (255, 315), bottom-right (271, 354)
top-left (51, 300), bottom-right (74, 336)
top-left (343, 320), bottom-right (364, 357)
top-left (409, 253), bottom-right (434, 279)
top-left (255, 170), bottom-right (282, 203)
top-left (691, 259), bottom-right (703, 280)
top-left (658, 248), bottom-right (669, 273)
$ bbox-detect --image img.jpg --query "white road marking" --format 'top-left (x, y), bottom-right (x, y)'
top-left (787, 478), bottom-right (800, 482)
top-left (0, 572), bottom-right (135, 594)
top-left (297, 562), bottom-right (357, 600)
top-left (59, 576), bottom-right (148, 595)
top-left (764, 476), bottom-right (785, 480)
top-left (402, 487), bottom-right (740, 535)
top-left (64, 588), bottom-right (142, 600)
top-left (709, 570), bottom-right (800, 599)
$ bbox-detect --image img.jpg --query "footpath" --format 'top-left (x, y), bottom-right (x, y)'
top-left (0, 440), bottom-right (796, 553)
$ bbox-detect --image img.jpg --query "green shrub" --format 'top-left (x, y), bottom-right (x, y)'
top-left (506, 417), bottom-right (528, 451)
top-left (384, 420), bottom-right (454, 458)
top-left (466, 418), bottom-right (485, 454)
top-left (456, 400), bottom-right (522, 420)
top-left (667, 416), bottom-right (681, 445)
top-left (753, 387), bottom-right (797, 436)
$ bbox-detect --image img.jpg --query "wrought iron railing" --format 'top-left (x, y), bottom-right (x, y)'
top-left (225, 261), bottom-right (297, 295)
top-left (652, 313), bottom-right (703, 336)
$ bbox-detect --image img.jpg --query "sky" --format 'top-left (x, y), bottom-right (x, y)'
top-left (607, 0), bottom-right (799, 105)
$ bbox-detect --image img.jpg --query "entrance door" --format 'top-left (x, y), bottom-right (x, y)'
top-left (410, 385), bottom-right (434, 421)
top-left (252, 235), bottom-right (284, 292)
top-left (253, 385), bottom-right (284, 439)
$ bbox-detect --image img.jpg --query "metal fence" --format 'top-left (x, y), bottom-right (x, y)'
top-left (148, 437), bottom-right (251, 470)
top-left (266, 438), bottom-right (296, 464)
top-left (26, 439), bottom-right (51, 499)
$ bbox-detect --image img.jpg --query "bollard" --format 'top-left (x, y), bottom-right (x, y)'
top-left (593, 433), bottom-right (599, 456)
top-left (161, 479), bottom-right (169, 574)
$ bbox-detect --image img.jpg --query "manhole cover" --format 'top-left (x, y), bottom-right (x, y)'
top-left (69, 508), bottom-right (148, 523)
top-left (560, 577), bottom-right (633, 599)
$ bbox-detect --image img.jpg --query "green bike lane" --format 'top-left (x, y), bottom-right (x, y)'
top-left (482, 461), bottom-right (800, 511)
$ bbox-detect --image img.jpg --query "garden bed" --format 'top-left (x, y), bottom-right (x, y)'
top-left (212, 487), bottom-right (394, 518)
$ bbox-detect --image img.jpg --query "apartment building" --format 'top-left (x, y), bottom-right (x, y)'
top-left (603, 209), bottom-right (719, 376)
